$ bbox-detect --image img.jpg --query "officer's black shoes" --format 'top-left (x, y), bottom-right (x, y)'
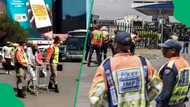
top-left (54, 84), bottom-right (59, 93)
top-left (17, 94), bottom-right (26, 98)
top-left (17, 89), bottom-right (26, 98)
top-left (87, 63), bottom-right (90, 67)
top-left (48, 82), bottom-right (55, 89)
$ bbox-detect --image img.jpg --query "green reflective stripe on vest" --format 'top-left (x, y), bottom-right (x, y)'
top-left (52, 47), bottom-right (59, 64)
top-left (169, 67), bottom-right (190, 105)
top-left (93, 31), bottom-right (102, 40)
top-left (172, 86), bottom-right (189, 95)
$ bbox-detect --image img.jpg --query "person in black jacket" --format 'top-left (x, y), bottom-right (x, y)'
top-left (182, 33), bottom-right (190, 54)
top-left (85, 31), bottom-right (92, 61)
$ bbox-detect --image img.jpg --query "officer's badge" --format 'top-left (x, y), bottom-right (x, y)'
top-left (164, 69), bottom-right (171, 75)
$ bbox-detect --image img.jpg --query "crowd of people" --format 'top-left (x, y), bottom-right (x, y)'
top-left (88, 30), bottom-right (190, 107)
top-left (85, 25), bottom-right (139, 67)
top-left (1, 36), bottom-right (61, 98)
top-left (2, 22), bottom-right (190, 106)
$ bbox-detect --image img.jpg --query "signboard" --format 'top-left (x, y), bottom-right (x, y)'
top-left (5, 0), bottom-right (53, 39)
top-left (6, 0), bottom-right (29, 29)
top-left (29, 0), bottom-right (51, 28)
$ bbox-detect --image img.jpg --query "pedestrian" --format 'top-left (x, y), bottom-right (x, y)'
top-left (156, 39), bottom-right (190, 107)
top-left (101, 26), bottom-right (109, 60)
top-left (182, 34), bottom-right (189, 54)
top-left (2, 42), bottom-right (15, 74)
top-left (46, 36), bottom-right (61, 93)
top-left (85, 30), bottom-right (92, 61)
top-left (108, 36), bottom-right (114, 56)
top-left (26, 43), bottom-right (38, 95)
top-left (15, 40), bottom-right (28, 98)
top-left (130, 31), bottom-right (139, 55)
top-left (87, 25), bottom-right (103, 66)
top-left (89, 32), bottom-right (157, 107)
top-left (36, 48), bottom-right (43, 66)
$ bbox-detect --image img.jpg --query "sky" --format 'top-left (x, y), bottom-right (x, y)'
top-left (93, 0), bottom-right (178, 22)
top-left (93, 0), bottom-right (151, 20)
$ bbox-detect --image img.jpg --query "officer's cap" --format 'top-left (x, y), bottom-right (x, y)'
top-left (114, 31), bottom-right (132, 45)
top-left (159, 39), bottom-right (182, 51)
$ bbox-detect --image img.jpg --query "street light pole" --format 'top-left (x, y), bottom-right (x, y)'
top-left (159, 9), bottom-right (164, 43)
top-left (161, 18), bottom-right (164, 43)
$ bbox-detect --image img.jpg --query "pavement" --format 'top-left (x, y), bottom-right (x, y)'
top-left (1, 48), bottom-right (190, 107)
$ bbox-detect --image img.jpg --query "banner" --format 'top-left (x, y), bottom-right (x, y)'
top-left (29, 0), bottom-right (51, 28)
top-left (5, 0), bottom-right (29, 29)
top-left (5, 0), bottom-right (53, 39)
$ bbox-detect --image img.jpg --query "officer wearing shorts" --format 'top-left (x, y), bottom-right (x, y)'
top-left (15, 41), bottom-right (28, 98)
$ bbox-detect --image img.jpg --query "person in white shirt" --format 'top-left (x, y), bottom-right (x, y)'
top-left (2, 42), bottom-right (14, 74)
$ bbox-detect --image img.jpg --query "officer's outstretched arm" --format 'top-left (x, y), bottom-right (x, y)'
top-left (89, 66), bottom-right (107, 107)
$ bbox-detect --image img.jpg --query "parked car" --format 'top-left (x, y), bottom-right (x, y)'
top-left (62, 29), bottom-right (87, 60)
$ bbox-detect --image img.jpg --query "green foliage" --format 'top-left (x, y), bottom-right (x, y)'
top-left (137, 31), bottom-right (160, 40)
top-left (0, 15), bottom-right (29, 44)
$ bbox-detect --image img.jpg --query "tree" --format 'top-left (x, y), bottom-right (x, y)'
top-left (0, 15), bottom-right (29, 45)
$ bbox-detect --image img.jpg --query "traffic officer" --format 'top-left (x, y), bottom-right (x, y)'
top-left (88, 25), bottom-right (103, 66)
top-left (156, 39), bottom-right (190, 107)
top-left (89, 32), bottom-right (157, 107)
top-left (47, 36), bottom-right (61, 93)
top-left (101, 26), bottom-right (109, 60)
top-left (15, 40), bottom-right (28, 98)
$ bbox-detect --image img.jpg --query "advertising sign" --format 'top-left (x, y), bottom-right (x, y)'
top-left (5, 0), bottom-right (29, 29)
top-left (5, 0), bottom-right (53, 39)
top-left (29, 0), bottom-right (51, 28)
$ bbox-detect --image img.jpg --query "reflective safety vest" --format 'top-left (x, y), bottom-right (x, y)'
top-left (103, 56), bottom-right (148, 107)
top-left (158, 59), bottom-right (190, 105)
top-left (91, 30), bottom-right (103, 46)
top-left (166, 61), bottom-right (190, 105)
top-left (51, 46), bottom-right (59, 64)
top-left (45, 46), bottom-right (59, 64)
top-left (45, 47), bottom-right (53, 63)
top-left (15, 46), bottom-right (28, 67)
